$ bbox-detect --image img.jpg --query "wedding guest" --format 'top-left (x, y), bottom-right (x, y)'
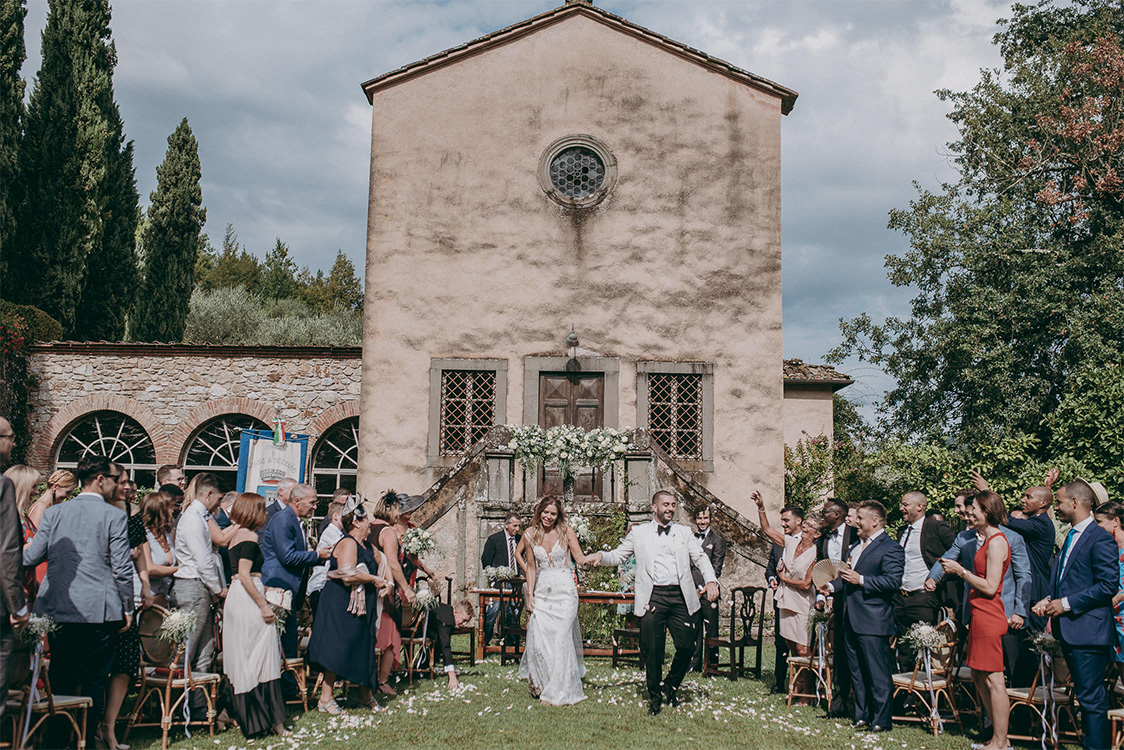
top-left (23, 454), bottom-right (133, 740)
top-left (319, 487), bottom-right (351, 538)
top-left (815, 497), bottom-right (857, 719)
top-left (395, 494), bottom-right (436, 588)
top-left (816, 500), bottom-right (903, 733)
top-left (223, 493), bottom-right (290, 738)
top-left (24, 469), bottom-right (77, 538)
top-left (689, 506), bottom-right (726, 673)
top-left (974, 469), bottom-right (1057, 632)
top-left (755, 493), bottom-right (820, 703)
top-left (308, 500), bottom-right (346, 616)
top-left (369, 491), bottom-right (415, 696)
top-left (102, 464), bottom-right (153, 750)
top-left (155, 464), bottom-right (187, 492)
top-left (925, 490), bottom-right (1032, 685)
top-left (894, 492), bottom-right (954, 669)
top-left (214, 491), bottom-right (237, 583)
top-left (428, 600), bottom-right (475, 691)
top-left (172, 472), bottom-right (226, 673)
top-left (1093, 501), bottom-right (1124, 678)
top-left (939, 491), bottom-right (1011, 750)
top-left (260, 482), bottom-right (328, 699)
top-left (1032, 480), bottom-right (1118, 750)
top-left (309, 497), bottom-right (390, 714)
top-left (266, 477), bottom-right (298, 518)
top-left (6, 465), bottom-right (42, 601)
top-left (764, 505), bottom-right (803, 693)
top-left (0, 417), bottom-right (28, 728)
top-left (139, 491), bottom-right (178, 605)
top-left (480, 512), bottom-right (522, 645)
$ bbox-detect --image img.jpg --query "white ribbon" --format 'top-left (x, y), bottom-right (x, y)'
top-left (182, 633), bottom-right (192, 738)
top-left (921, 648), bottom-right (944, 734)
top-left (1038, 653), bottom-right (1058, 750)
top-left (20, 641), bottom-right (43, 749)
top-left (814, 622), bottom-right (827, 703)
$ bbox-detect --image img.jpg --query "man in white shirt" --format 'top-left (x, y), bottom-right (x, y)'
top-left (172, 472), bottom-right (226, 673)
top-left (894, 491), bottom-right (954, 669)
top-left (589, 491), bottom-right (718, 715)
top-left (307, 500), bottom-right (346, 615)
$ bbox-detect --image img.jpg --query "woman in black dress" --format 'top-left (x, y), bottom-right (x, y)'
top-left (222, 492), bottom-right (289, 738)
top-left (309, 497), bottom-right (390, 714)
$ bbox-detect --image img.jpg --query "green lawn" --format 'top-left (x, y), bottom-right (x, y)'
top-left (119, 644), bottom-right (1077, 750)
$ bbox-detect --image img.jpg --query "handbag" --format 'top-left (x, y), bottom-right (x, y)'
top-left (263, 587), bottom-right (292, 611)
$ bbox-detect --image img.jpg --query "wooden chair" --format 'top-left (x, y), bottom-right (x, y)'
top-left (705, 586), bottom-right (766, 680)
top-left (400, 605), bottom-right (436, 684)
top-left (1110, 707), bottom-right (1124, 750)
top-left (611, 613), bottom-right (642, 669)
top-left (497, 579), bottom-right (527, 666)
top-left (282, 657), bottom-right (308, 712)
top-left (891, 620), bottom-right (961, 736)
top-left (123, 606), bottom-right (222, 750)
top-left (445, 576), bottom-right (475, 667)
top-left (787, 611), bottom-right (832, 707)
top-left (1007, 652), bottom-right (1079, 749)
top-left (5, 647), bottom-right (92, 750)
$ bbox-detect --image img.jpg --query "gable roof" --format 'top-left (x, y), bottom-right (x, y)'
top-left (361, 1), bottom-right (798, 114)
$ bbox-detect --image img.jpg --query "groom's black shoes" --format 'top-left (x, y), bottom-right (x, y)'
top-left (662, 685), bottom-right (680, 707)
top-left (648, 700), bottom-right (661, 716)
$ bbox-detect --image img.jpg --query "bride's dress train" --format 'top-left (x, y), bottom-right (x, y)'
top-left (518, 541), bottom-right (586, 705)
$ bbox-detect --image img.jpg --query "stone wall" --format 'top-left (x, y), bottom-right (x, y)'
top-left (25, 343), bottom-right (362, 473)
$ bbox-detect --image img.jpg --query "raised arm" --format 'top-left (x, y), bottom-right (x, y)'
top-left (751, 491), bottom-right (785, 547)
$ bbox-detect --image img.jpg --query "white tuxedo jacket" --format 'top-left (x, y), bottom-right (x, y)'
top-left (600, 520), bottom-right (716, 617)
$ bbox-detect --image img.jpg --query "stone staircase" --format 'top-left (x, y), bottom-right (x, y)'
top-left (409, 425), bottom-right (773, 596)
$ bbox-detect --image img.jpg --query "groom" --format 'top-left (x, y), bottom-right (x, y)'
top-left (589, 490), bottom-right (718, 715)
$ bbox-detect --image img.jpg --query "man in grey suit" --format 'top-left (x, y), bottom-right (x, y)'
top-left (0, 417), bottom-right (28, 725)
top-left (23, 453), bottom-right (133, 735)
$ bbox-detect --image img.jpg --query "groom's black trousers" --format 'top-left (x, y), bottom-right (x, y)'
top-left (641, 586), bottom-right (697, 701)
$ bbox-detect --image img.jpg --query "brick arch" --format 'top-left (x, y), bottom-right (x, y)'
top-left (168, 397), bottom-right (277, 463)
top-left (308, 400), bottom-right (361, 439)
top-left (29, 394), bottom-right (170, 472)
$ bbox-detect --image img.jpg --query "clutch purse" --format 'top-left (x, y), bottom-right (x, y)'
top-left (264, 587), bottom-right (293, 611)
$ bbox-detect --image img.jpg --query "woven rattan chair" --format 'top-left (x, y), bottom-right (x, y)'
top-left (4, 647), bottom-right (92, 750)
top-left (1006, 652), bottom-right (1079, 750)
top-left (786, 610), bottom-right (833, 707)
top-left (890, 620), bottom-right (961, 736)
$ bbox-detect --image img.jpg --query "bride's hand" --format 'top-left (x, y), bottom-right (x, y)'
top-left (525, 595), bottom-right (535, 613)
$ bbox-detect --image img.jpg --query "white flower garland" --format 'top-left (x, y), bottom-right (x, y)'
top-left (482, 565), bottom-right (519, 581)
top-left (506, 424), bottom-right (629, 479)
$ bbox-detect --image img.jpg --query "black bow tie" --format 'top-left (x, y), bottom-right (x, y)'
top-left (657, 524), bottom-right (670, 536)
top-left (696, 532), bottom-right (706, 540)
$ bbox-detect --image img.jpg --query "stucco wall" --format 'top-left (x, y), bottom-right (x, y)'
top-left (781, 386), bottom-right (835, 449)
top-left (360, 14), bottom-right (787, 517)
top-left (25, 346), bottom-right (362, 473)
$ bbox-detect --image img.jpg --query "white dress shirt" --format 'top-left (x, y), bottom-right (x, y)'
top-left (650, 521), bottom-right (680, 586)
top-left (848, 528), bottom-right (885, 587)
top-left (308, 523), bottom-right (345, 595)
top-left (900, 517), bottom-right (928, 591)
top-left (173, 500), bottom-right (222, 595)
top-left (824, 525), bottom-right (845, 562)
top-left (1059, 516), bottom-right (1094, 612)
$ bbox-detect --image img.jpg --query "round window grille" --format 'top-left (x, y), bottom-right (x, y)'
top-left (55, 410), bottom-right (158, 488)
top-left (538, 135), bottom-right (616, 208)
top-left (549, 146), bottom-right (605, 199)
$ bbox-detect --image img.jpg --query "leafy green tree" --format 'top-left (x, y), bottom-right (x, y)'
top-left (197, 224), bottom-right (261, 292)
top-left (260, 238), bottom-right (299, 300)
top-left (830, 0), bottom-right (1124, 448)
top-left (324, 250), bottom-right (363, 311)
top-left (1046, 363), bottom-right (1124, 498)
top-left (0, 0), bottom-right (25, 298)
top-left (783, 433), bottom-right (833, 511)
top-left (132, 118), bottom-right (205, 341)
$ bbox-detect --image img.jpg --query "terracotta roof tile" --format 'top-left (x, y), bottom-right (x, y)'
top-left (783, 358), bottom-right (853, 386)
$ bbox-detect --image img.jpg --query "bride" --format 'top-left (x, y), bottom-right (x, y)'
top-left (517, 495), bottom-right (594, 706)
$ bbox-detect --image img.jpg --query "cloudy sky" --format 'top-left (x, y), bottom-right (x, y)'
top-left (22, 0), bottom-right (1012, 411)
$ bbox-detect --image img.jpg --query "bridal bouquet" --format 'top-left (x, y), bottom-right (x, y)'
top-left (483, 565), bottom-right (519, 581)
top-left (157, 609), bottom-right (197, 645)
top-left (400, 527), bottom-right (439, 557)
top-left (902, 622), bottom-right (947, 652)
top-left (15, 614), bottom-right (57, 646)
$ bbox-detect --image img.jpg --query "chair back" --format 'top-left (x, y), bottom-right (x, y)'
top-left (137, 605), bottom-right (176, 666)
top-left (728, 586), bottom-right (765, 646)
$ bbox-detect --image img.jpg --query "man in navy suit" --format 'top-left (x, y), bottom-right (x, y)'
top-left (1032, 480), bottom-right (1118, 750)
top-left (815, 498), bottom-right (857, 717)
top-left (818, 500), bottom-right (904, 734)
top-left (261, 482), bottom-right (330, 695)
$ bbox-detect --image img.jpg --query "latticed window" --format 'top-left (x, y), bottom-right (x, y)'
top-left (549, 146), bottom-right (605, 198)
top-left (55, 411), bottom-right (158, 488)
top-left (439, 370), bottom-right (496, 456)
top-left (183, 414), bottom-right (268, 489)
top-left (312, 417), bottom-right (358, 501)
top-left (648, 373), bottom-right (703, 460)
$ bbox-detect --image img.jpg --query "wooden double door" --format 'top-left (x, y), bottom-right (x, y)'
top-left (538, 372), bottom-right (604, 500)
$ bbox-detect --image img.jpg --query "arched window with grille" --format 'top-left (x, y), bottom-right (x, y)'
top-left (311, 417), bottom-right (358, 501)
top-left (55, 411), bottom-right (158, 488)
top-left (182, 414), bottom-right (269, 491)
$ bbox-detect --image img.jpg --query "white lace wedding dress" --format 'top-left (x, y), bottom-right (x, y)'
top-left (518, 540), bottom-right (586, 705)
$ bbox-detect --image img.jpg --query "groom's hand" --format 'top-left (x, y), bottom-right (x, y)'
top-left (703, 582), bottom-right (718, 602)
top-left (587, 553), bottom-right (602, 567)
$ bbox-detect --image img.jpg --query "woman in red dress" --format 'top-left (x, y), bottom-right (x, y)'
top-left (940, 490), bottom-right (1010, 750)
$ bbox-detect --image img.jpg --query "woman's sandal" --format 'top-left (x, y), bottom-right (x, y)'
top-left (317, 698), bottom-right (343, 715)
top-left (271, 722), bottom-right (292, 737)
top-left (377, 681), bottom-right (397, 696)
top-left (367, 698), bottom-right (385, 712)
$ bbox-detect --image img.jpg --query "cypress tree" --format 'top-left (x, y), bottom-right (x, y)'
top-left (0, 0), bottom-right (25, 298)
top-left (132, 118), bottom-right (205, 342)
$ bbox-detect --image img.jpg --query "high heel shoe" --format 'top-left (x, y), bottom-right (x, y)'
top-left (377, 681), bottom-right (397, 696)
top-left (317, 698), bottom-right (342, 715)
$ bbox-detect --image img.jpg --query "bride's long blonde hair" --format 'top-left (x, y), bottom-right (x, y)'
top-left (525, 495), bottom-right (569, 549)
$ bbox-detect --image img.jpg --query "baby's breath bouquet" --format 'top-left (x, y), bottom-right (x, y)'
top-left (15, 614), bottom-right (57, 646)
top-left (806, 607), bottom-right (833, 634)
top-left (157, 609), bottom-right (197, 645)
top-left (566, 509), bottom-right (593, 543)
top-left (400, 527), bottom-right (439, 557)
top-left (903, 622), bottom-right (947, 652)
top-left (1028, 630), bottom-right (1063, 656)
top-left (412, 588), bottom-right (440, 611)
top-left (482, 565), bottom-right (519, 581)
